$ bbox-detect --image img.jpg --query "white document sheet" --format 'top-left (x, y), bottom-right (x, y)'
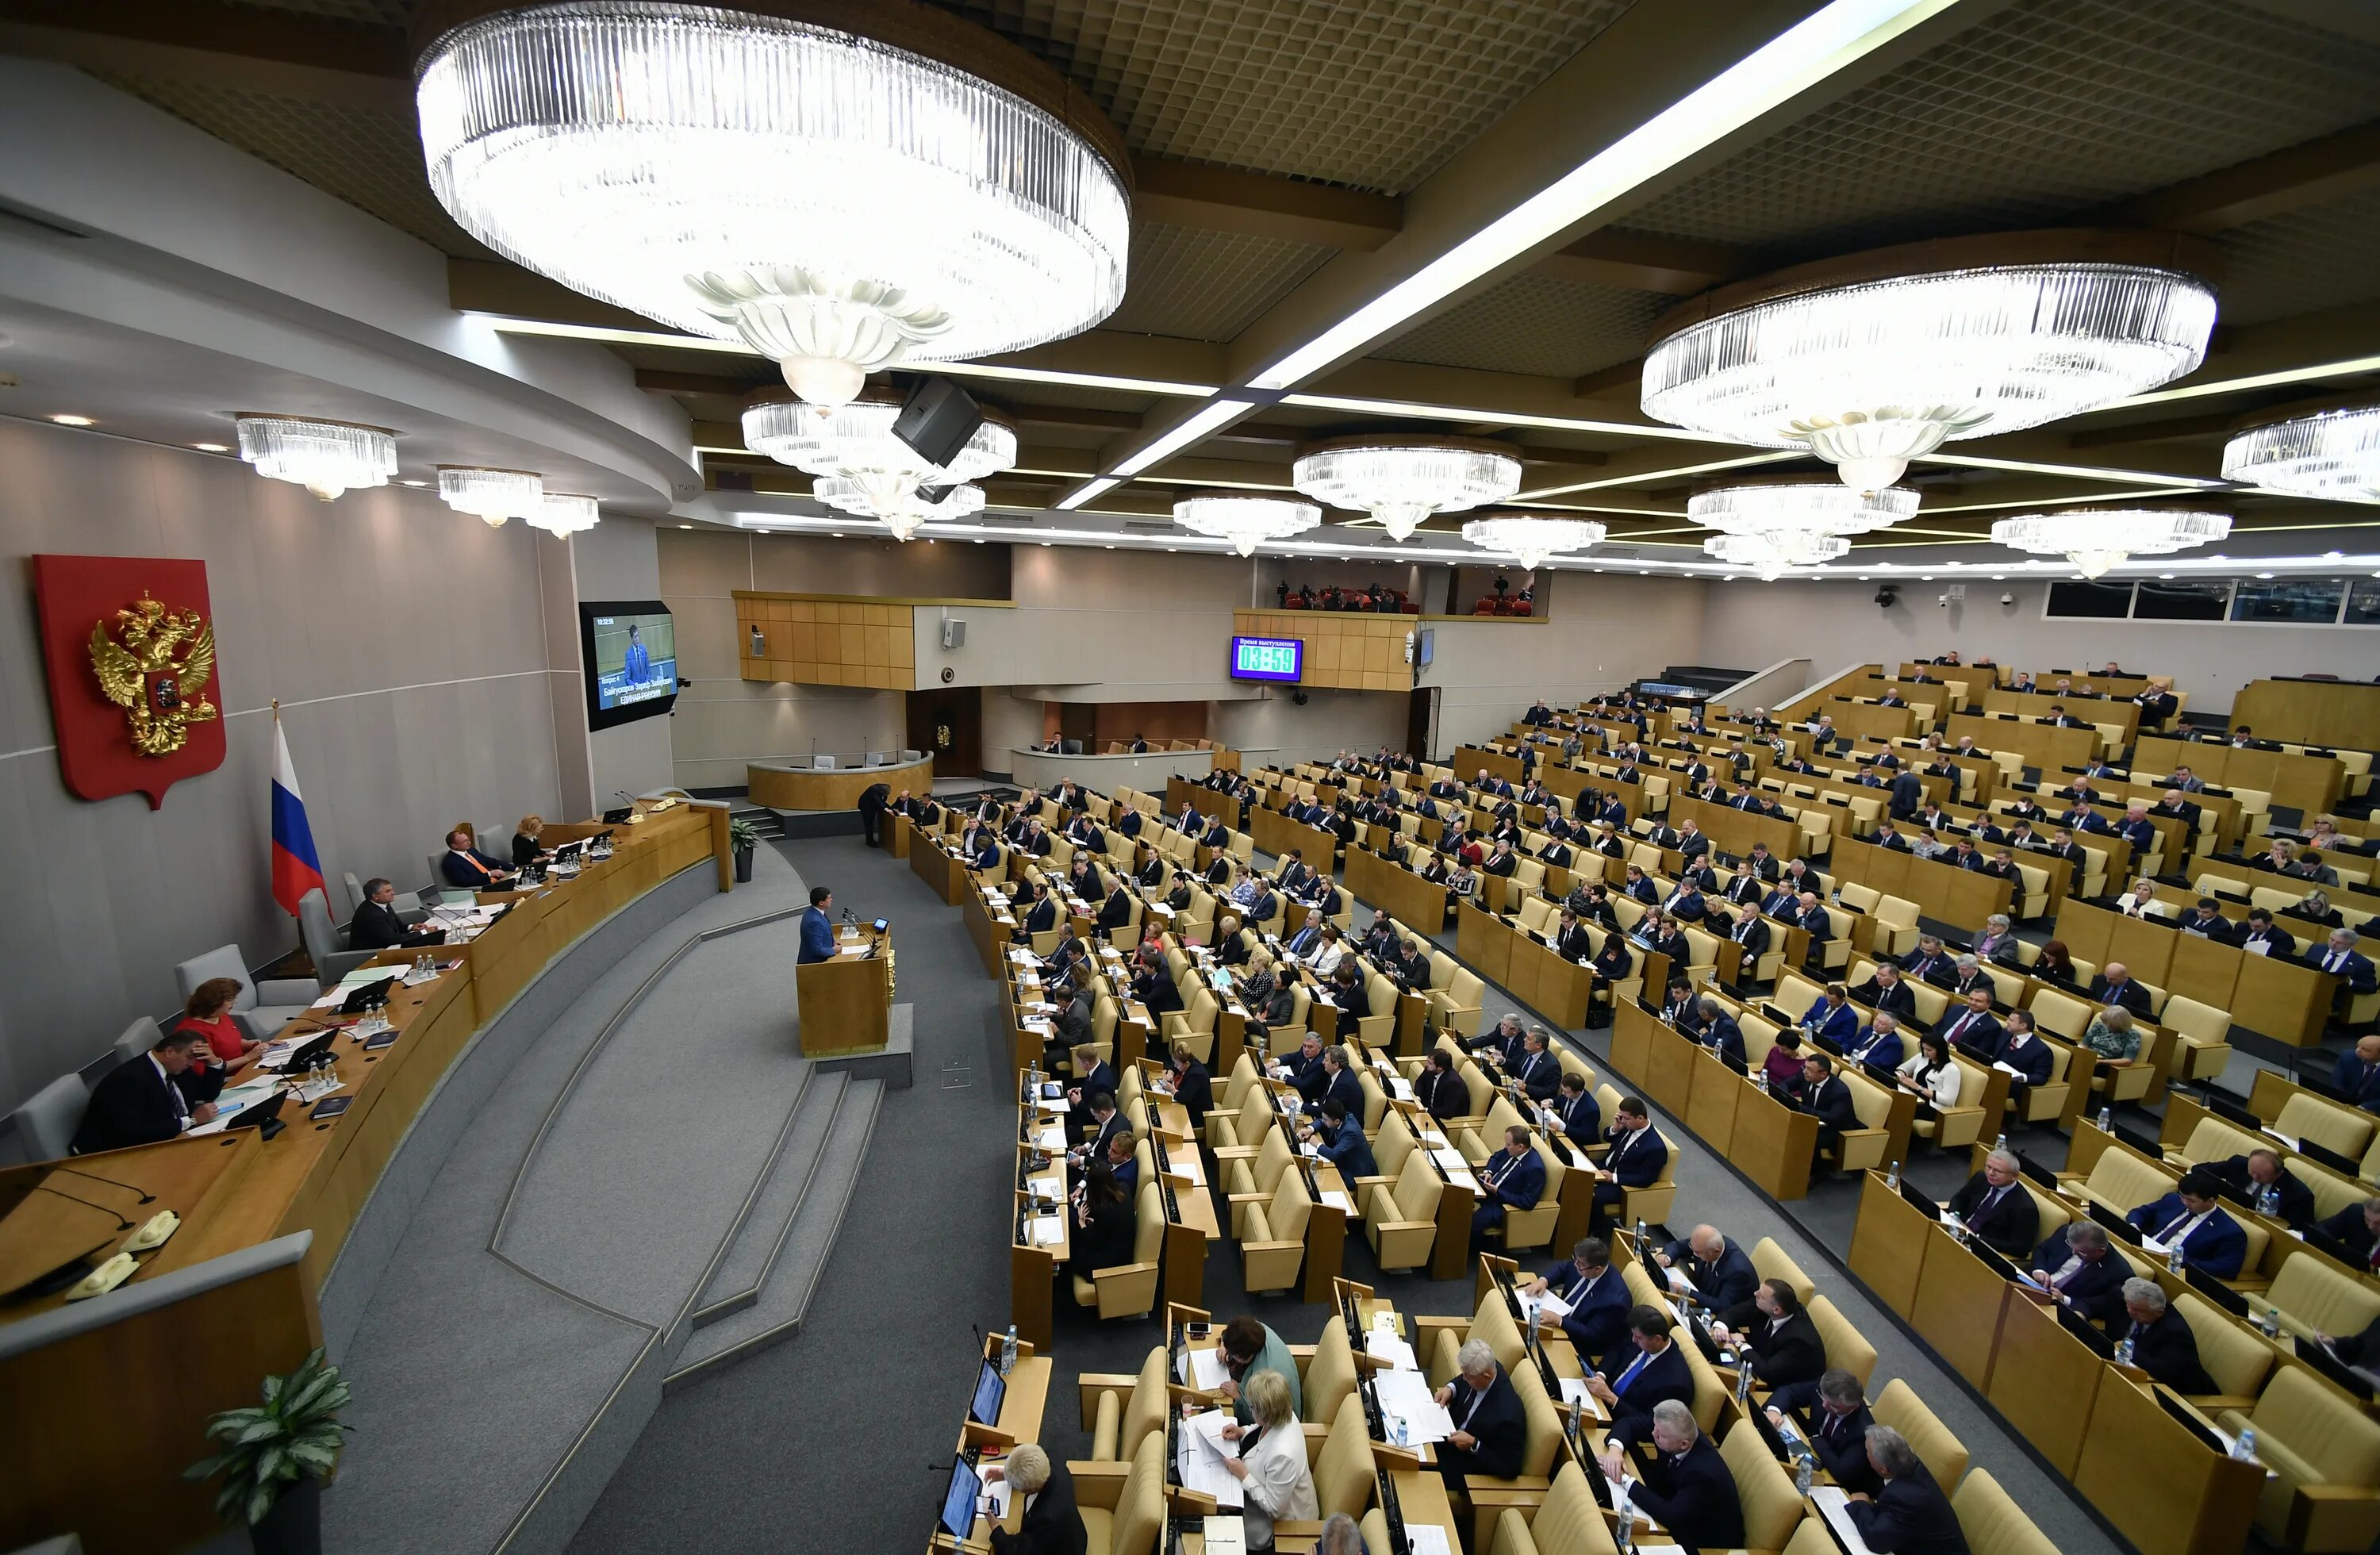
top-left (1372, 1370), bottom-right (1456, 1445)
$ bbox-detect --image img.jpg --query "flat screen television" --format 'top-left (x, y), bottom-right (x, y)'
top-left (967, 1357), bottom-right (1006, 1426)
top-left (1230, 635), bottom-right (1303, 684)
top-left (579, 601), bottom-right (678, 730)
top-left (938, 1457), bottom-right (983, 1542)
top-left (1415, 627), bottom-right (1434, 669)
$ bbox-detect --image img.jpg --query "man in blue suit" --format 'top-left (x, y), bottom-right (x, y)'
top-left (1303, 1044), bottom-right (1362, 1119)
top-left (1587, 1307), bottom-right (1695, 1449)
top-left (1525, 1236), bottom-right (1630, 1365)
top-left (1309, 1098), bottom-right (1376, 1179)
top-left (621, 623), bottom-right (651, 684)
top-left (2029, 1219), bottom-right (2131, 1324)
top-left (1606, 1402), bottom-right (1745, 1553)
top-left (2127, 1172), bottom-right (2248, 1279)
top-left (1695, 997), bottom-right (1747, 1068)
top-left (1801, 985), bottom-right (1859, 1044)
top-left (1843, 1012), bottom-right (1906, 1070)
top-left (1509, 1027), bottom-right (1562, 1100)
top-left (797, 885), bottom-right (836, 963)
top-left (1654, 1224), bottom-right (1759, 1320)
top-left (1935, 989), bottom-right (2002, 1055)
top-left (1844, 1428), bottom-right (1967, 1555)
top-left (1541, 1072), bottom-right (1601, 1150)
top-left (1591, 1100), bottom-right (1665, 1233)
top-left (2333, 1035), bottom-right (2380, 1110)
top-left (1432, 1342), bottom-right (1526, 1495)
top-left (2313, 929), bottom-right (2379, 996)
top-left (1991, 1012), bottom-right (2056, 1091)
top-left (1471, 1124), bottom-right (1545, 1242)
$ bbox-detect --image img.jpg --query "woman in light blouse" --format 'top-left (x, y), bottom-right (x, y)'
top-left (1220, 1369), bottom-right (1317, 1551)
top-left (2082, 1004), bottom-right (2140, 1063)
top-left (1895, 1031), bottom-right (1963, 1108)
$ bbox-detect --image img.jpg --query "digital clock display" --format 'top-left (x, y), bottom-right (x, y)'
top-left (1230, 635), bottom-right (1304, 683)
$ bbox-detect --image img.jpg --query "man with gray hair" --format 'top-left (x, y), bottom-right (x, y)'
top-left (1316, 1512), bottom-right (1367, 1555)
top-left (1972, 912), bottom-right (2020, 966)
top-left (1600, 1398), bottom-right (1743, 1550)
top-left (1430, 1338), bottom-right (1525, 1492)
top-left (1944, 1149), bottom-right (2038, 1257)
top-left (981, 1442), bottom-right (1083, 1555)
top-left (1845, 1424), bottom-right (1968, 1553)
top-left (1774, 1368), bottom-right (1877, 1494)
top-left (2116, 1277), bottom-right (2217, 1395)
top-left (2027, 1216), bottom-right (2128, 1324)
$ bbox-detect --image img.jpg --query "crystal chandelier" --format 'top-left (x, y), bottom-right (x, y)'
top-left (1689, 477), bottom-right (1918, 538)
top-left (232, 413), bottom-right (397, 501)
top-left (438, 466), bottom-right (544, 528)
top-left (1459, 514), bottom-right (1606, 570)
top-left (528, 492), bottom-right (601, 534)
top-left (416, 2), bottom-right (1130, 405)
top-left (812, 477), bottom-right (984, 539)
top-left (2222, 399), bottom-right (2380, 504)
top-left (1173, 493), bottom-right (1322, 557)
top-left (1989, 508), bottom-right (2232, 578)
top-left (744, 393), bottom-right (1015, 515)
top-left (1292, 436), bottom-right (1523, 541)
top-left (1704, 530), bottom-right (1851, 579)
top-left (1642, 234), bottom-right (2217, 491)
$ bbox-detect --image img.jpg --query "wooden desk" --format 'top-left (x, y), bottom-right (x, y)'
top-left (1983, 687), bottom-right (2140, 743)
top-left (1906, 1223), bottom-right (2011, 1388)
top-left (1345, 847), bottom-right (1453, 938)
top-left (2138, 735), bottom-right (2344, 819)
top-left (748, 754), bottom-right (933, 811)
top-left (1728, 1085), bottom-right (1818, 1202)
top-left (1948, 712), bottom-right (2099, 774)
top-left (794, 927), bottom-right (894, 1056)
top-left (1247, 805), bottom-right (1341, 870)
top-left (2229, 677), bottom-right (2380, 754)
top-left (912, 831), bottom-right (967, 904)
top-left (1829, 839), bottom-right (2013, 929)
top-left (1985, 1284), bottom-right (2106, 1475)
top-left (2071, 1373), bottom-right (2263, 1555)
top-left (1667, 793), bottom-right (1802, 862)
top-left (1826, 699), bottom-right (1919, 743)
top-left (1847, 1170), bottom-right (1930, 1319)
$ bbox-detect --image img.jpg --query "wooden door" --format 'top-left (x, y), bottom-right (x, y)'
top-left (907, 691), bottom-right (982, 777)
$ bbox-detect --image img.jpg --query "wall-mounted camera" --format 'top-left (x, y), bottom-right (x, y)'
top-left (2000, 592), bottom-right (2016, 605)
top-left (1874, 585), bottom-right (1899, 608)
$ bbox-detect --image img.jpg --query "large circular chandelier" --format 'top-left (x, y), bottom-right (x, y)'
top-left (2221, 397), bottom-right (2380, 504)
top-left (1292, 435), bottom-right (1524, 540)
top-left (813, 477), bottom-right (984, 539)
top-left (416, 2), bottom-right (1131, 405)
top-left (529, 492), bottom-right (601, 534)
top-left (1460, 513), bottom-right (1606, 570)
top-left (438, 466), bottom-right (544, 527)
top-left (1690, 476), bottom-right (1919, 538)
top-left (1990, 508), bottom-right (2232, 578)
top-left (743, 392), bottom-right (1016, 515)
top-left (1704, 530), bottom-right (1850, 578)
top-left (233, 413), bottom-right (397, 501)
top-left (1173, 492), bottom-right (1322, 556)
top-left (1642, 232), bottom-right (2217, 491)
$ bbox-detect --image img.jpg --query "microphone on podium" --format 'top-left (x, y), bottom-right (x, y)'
top-left (50, 1164), bottom-right (157, 1204)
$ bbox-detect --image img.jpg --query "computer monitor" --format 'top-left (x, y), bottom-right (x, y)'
top-left (967, 1358), bottom-right (1006, 1428)
top-left (938, 1457), bottom-right (982, 1542)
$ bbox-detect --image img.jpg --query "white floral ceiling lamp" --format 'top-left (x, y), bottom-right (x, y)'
top-left (1703, 530), bottom-right (1851, 580)
top-left (1292, 435), bottom-right (1524, 540)
top-left (437, 465), bottom-right (543, 527)
top-left (1458, 513), bottom-right (1607, 570)
top-left (529, 492), bottom-right (601, 534)
top-left (1173, 492), bottom-right (1322, 557)
top-left (1642, 232), bottom-right (2218, 492)
top-left (1990, 508), bottom-right (2232, 578)
top-left (416, 1), bottom-right (1130, 405)
top-left (812, 477), bottom-right (985, 540)
top-left (2222, 395), bottom-right (2380, 504)
top-left (1688, 474), bottom-right (1920, 539)
top-left (232, 413), bottom-right (397, 501)
top-left (742, 391), bottom-right (1016, 513)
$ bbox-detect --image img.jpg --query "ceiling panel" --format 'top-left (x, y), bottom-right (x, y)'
top-left (1622, 0), bottom-right (2380, 261)
top-left (1105, 221), bottom-right (1334, 340)
top-left (2213, 186), bottom-right (2380, 326)
top-left (1373, 271), bottom-right (1666, 378)
top-left (223, 0), bottom-right (413, 23)
top-left (938, 0), bottom-right (1634, 192)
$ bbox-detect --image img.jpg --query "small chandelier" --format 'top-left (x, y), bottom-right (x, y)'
top-left (744, 392), bottom-right (1016, 515)
top-left (529, 492), bottom-right (601, 534)
top-left (416, 2), bottom-right (1130, 404)
top-left (438, 466), bottom-right (543, 528)
top-left (1690, 476), bottom-right (1918, 538)
top-left (1990, 508), bottom-right (2232, 578)
top-left (1460, 514), bottom-right (1606, 570)
top-left (1704, 530), bottom-right (1851, 579)
top-left (1173, 492), bottom-right (1322, 556)
top-left (2222, 397), bottom-right (2380, 504)
top-left (233, 413), bottom-right (397, 501)
top-left (1293, 435), bottom-right (1523, 540)
top-left (813, 477), bottom-right (984, 540)
top-left (1642, 232), bottom-right (2217, 491)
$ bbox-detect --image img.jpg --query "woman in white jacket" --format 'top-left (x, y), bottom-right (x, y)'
top-left (1895, 1030), bottom-right (1964, 1108)
top-left (1223, 1369), bottom-right (1319, 1551)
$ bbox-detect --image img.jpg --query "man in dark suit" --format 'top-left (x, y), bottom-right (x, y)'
top-left (1592, 1100), bottom-right (1666, 1232)
top-left (1525, 1235), bottom-right (1631, 1365)
top-left (2177, 898), bottom-right (2238, 943)
top-left (1784, 1370), bottom-right (1879, 1495)
top-left (1845, 1427), bottom-right (1971, 1555)
top-left (2127, 1173), bottom-right (2248, 1279)
top-left (2089, 962), bottom-right (2155, 1016)
top-left (1509, 1027), bottom-right (1562, 1101)
top-left (1093, 884), bottom-right (1134, 931)
top-left (985, 1443), bottom-right (1085, 1555)
top-left (348, 877), bottom-right (443, 950)
top-left (1414, 1049), bottom-right (1472, 1125)
top-left (1849, 962), bottom-right (1918, 1023)
top-left (1587, 1307), bottom-right (1695, 1449)
top-left (1653, 1224), bottom-right (1759, 1317)
top-left (1303, 1044), bottom-right (1362, 1120)
top-left (1934, 987), bottom-right (2002, 1056)
top-left (1718, 1279), bottom-right (1826, 1388)
top-left (2207, 1148), bottom-right (2317, 1230)
top-left (2312, 929), bottom-right (2380, 995)
top-left (1695, 998), bottom-right (1747, 1069)
top-left (2312, 1198), bottom-right (2380, 1269)
top-left (1947, 1150), bottom-right (2040, 1257)
top-left (2115, 1280), bottom-right (2217, 1396)
top-left (1887, 769), bottom-right (1924, 821)
top-left (1432, 1342), bottom-right (1526, 1494)
top-left (2333, 1035), bottom-right (2380, 1110)
top-left (2029, 1219), bottom-right (2131, 1323)
top-left (1541, 1072), bottom-right (1602, 1150)
top-left (1472, 1125), bottom-right (1546, 1243)
top-left (440, 827), bottom-right (518, 889)
top-left (1603, 1401), bottom-right (1744, 1552)
top-left (1795, 1055), bottom-right (1860, 1163)
top-left (72, 1026), bottom-right (222, 1152)
top-left (1844, 1012), bottom-right (1907, 1071)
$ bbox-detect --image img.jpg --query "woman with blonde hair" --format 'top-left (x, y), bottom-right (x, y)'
top-left (1221, 1367), bottom-right (1318, 1551)
top-left (512, 814), bottom-right (554, 870)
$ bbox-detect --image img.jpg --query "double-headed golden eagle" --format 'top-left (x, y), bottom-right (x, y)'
top-left (89, 593), bottom-right (217, 756)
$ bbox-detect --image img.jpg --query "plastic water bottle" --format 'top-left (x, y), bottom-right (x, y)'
top-left (2097, 1106), bottom-right (2113, 1131)
top-left (1735, 1361), bottom-right (1754, 1402)
top-left (1994, 1132), bottom-right (2008, 1153)
top-left (1390, 1415), bottom-right (1409, 1448)
top-left (1615, 1505), bottom-right (1635, 1555)
top-left (2170, 1241), bottom-right (2186, 1273)
top-left (1000, 1325), bottom-right (1019, 1376)
top-left (1884, 1160), bottom-right (1901, 1190)
top-left (1753, 1070), bottom-right (1769, 1096)
top-left (1794, 1451), bottom-right (1816, 1495)
top-left (2231, 1427), bottom-right (2258, 1464)
top-left (2260, 1304), bottom-right (2282, 1338)
top-left (2114, 1335), bottom-right (2135, 1367)
top-left (1633, 1215), bottom-right (1649, 1249)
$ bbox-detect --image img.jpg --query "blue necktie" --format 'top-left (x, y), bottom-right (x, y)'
top-left (1611, 1348), bottom-right (1653, 1396)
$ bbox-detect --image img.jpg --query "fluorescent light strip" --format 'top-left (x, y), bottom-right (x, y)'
top-left (1056, 397), bottom-right (1265, 508)
top-left (1914, 485), bottom-right (2208, 516)
top-left (1914, 453), bottom-right (2230, 488)
top-left (1521, 451), bottom-right (1797, 499)
top-left (472, 313), bottom-right (1219, 399)
top-left (2107, 353), bottom-right (2380, 411)
top-left (1280, 393), bottom-right (1729, 442)
top-left (1247, 0), bottom-right (1959, 390)
top-left (1056, 476), bottom-right (1123, 511)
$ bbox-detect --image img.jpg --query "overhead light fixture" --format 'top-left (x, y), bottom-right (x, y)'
top-left (437, 465), bottom-right (543, 527)
top-left (743, 391), bottom-right (1016, 515)
top-left (232, 413), bottom-right (398, 501)
top-left (529, 492), bottom-right (601, 534)
top-left (1292, 435), bottom-right (1522, 541)
top-left (191, 442), bottom-right (231, 454)
top-left (1459, 514), bottom-right (1608, 570)
top-left (1687, 475), bottom-right (1918, 539)
top-left (416, 2), bottom-right (1129, 405)
top-left (1705, 530), bottom-right (1851, 579)
top-left (1173, 492), bottom-right (1322, 557)
top-left (48, 413), bottom-right (94, 427)
top-left (1988, 507), bottom-right (2232, 578)
top-left (814, 477), bottom-right (985, 540)
top-left (1643, 232), bottom-right (2217, 490)
top-left (2221, 396), bottom-right (2380, 505)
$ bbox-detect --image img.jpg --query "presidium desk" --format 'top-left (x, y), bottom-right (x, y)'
top-left (0, 802), bottom-right (731, 1555)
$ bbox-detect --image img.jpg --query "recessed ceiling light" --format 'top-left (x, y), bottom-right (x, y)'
top-left (191, 442), bottom-right (231, 453)
top-left (48, 413), bottom-right (94, 427)
top-left (2324, 551), bottom-right (2345, 560)
top-left (2255, 571), bottom-right (2274, 579)
top-left (2158, 573), bottom-right (2174, 579)
top-left (1858, 576), bottom-right (1871, 582)
top-left (1990, 574), bottom-right (2006, 582)
top-left (830, 532), bottom-right (843, 538)
top-left (400, 478), bottom-right (429, 487)
top-left (1104, 543), bottom-right (1115, 549)
top-left (679, 524), bottom-right (693, 529)
top-left (1919, 575), bottom-right (1934, 582)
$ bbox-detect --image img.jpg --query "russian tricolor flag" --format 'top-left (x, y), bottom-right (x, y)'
top-left (271, 708), bottom-right (325, 916)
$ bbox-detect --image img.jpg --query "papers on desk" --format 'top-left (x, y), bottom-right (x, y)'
top-left (981, 1475), bottom-right (1016, 1523)
top-left (1557, 1377), bottom-right (1608, 1419)
top-left (1023, 1020), bottom-right (1054, 1039)
top-left (1177, 1410), bottom-right (1245, 1508)
top-left (1027, 1215), bottom-right (1065, 1248)
top-left (1364, 1331), bottom-right (1418, 1372)
top-left (1202, 1516), bottom-right (1246, 1555)
top-left (1660, 1264), bottom-right (1691, 1293)
top-left (2244, 938), bottom-right (2271, 956)
top-left (1526, 1286), bottom-right (1574, 1322)
top-left (1027, 1170), bottom-right (1065, 1202)
top-left (1320, 1188), bottom-right (1355, 1213)
top-left (1008, 950), bottom-right (1039, 966)
top-left (1372, 1370), bottom-right (1456, 1445)
top-left (1032, 1125), bottom-right (1067, 1152)
top-left (1429, 1147), bottom-right (1471, 1173)
top-left (1404, 1526), bottom-right (1455, 1555)
top-left (1812, 1488), bottom-right (1880, 1555)
top-left (1385, 1075), bottom-right (1415, 1101)
top-left (1038, 1096), bottom-right (1071, 1114)
top-left (1991, 1060), bottom-right (2022, 1077)
top-left (1179, 1346), bottom-right (1231, 1392)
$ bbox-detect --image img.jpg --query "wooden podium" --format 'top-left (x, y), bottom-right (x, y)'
top-left (795, 926), bottom-right (894, 1057)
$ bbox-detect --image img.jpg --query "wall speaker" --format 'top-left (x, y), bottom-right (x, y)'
top-left (895, 378), bottom-right (985, 468)
top-left (941, 616), bottom-right (967, 650)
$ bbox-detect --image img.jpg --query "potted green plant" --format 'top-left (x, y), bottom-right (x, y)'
top-left (728, 815), bottom-right (761, 882)
top-left (186, 1347), bottom-right (351, 1555)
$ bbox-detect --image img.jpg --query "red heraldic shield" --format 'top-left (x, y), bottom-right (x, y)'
top-left (32, 555), bottom-right (228, 808)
